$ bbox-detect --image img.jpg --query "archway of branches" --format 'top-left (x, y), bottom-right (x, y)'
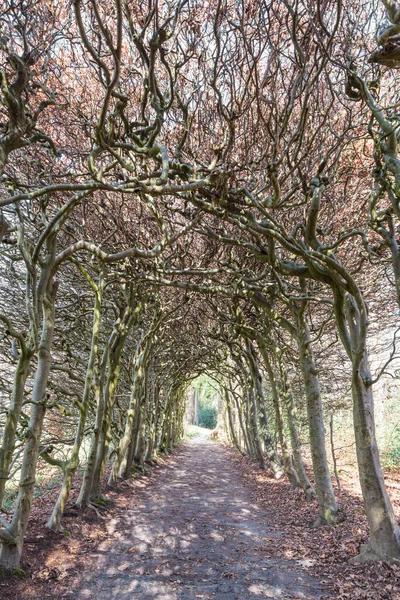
top-left (2, 0), bottom-right (400, 572)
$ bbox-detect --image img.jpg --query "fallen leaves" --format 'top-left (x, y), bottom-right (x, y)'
top-left (233, 453), bottom-right (400, 600)
top-left (32, 566), bottom-right (69, 581)
top-left (2, 443), bottom-right (400, 600)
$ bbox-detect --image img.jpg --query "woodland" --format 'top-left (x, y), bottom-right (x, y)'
top-left (2, 0), bottom-right (400, 594)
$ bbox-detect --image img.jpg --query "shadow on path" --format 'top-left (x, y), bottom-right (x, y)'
top-left (72, 431), bottom-right (327, 600)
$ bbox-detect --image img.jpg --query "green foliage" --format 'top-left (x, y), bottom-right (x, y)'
top-left (2, 488), bottom-right (17, 512)
top-left (198, 405), bottom-right (217, 429)
top-left (192, 374), bottom-right (219, 429)
top-left (381, 425), bottom-right (400, 470)
top-left (382, 446), bottom-right (400, 470)
top-left (196, 375), bottom-right (216, 401)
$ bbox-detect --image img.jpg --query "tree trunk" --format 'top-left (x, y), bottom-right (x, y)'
top-left (258, 343), bottom-right (300, 486)
top-left (76, 340), bottom-right (110, 508)
top-left (295, 306), bottom-right (337, 525)
top-left (278, 356), bottom-right (316, 500)
top-left (157, 388), bottom-right (172, 454)
top-left (351, 355), bottom-right (400, 560)
top-left (244, 386), bottom-right (256, 460)
top-left (47, 274), bottom-right (103, 530)
top-left (246, 341), bottom-right (283, 477)
top-left (193, 389), bottom-right (199, 426)
top-left (145, 380), bottom-right (156, 462)
top-left (0, 283), bottom-right (56, 568)
top-left (110, 334), bottom-right (153, 483)
top-left (90, 356), bottom-right (122, 498)
top-left (231, 388), bottom-right (251, 456)
top-left (343, 293), bottom-right (400, 560)
top-left (0, 348), bottom-right (34, 508)
top-left (224, 388), bottom-right (243, 454)
top-left (121, 400), bottom-right (142, 478)
top-left (135, 385), bottom-right (149, 470)
top-left (110, 370), bottom-right (140, 484)
top-left (248, 386), bottom-right (266, 469)
top-left (89, 299), bottom-right (139, 499)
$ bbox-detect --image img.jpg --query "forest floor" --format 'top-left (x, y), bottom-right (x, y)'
top-left (1, 430), bottom-right (400, 599)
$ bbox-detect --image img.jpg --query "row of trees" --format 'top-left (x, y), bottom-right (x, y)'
top-left (1, 0), bottom-right (400, 569)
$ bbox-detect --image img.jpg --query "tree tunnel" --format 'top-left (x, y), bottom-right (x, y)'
top-left (1, 0), bottom-right (400, 574)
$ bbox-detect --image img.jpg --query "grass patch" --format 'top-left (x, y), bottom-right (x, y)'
top-left (0, 568), bottom-right (26, 578)
top-left (185, 425), bottom-right (203, 439)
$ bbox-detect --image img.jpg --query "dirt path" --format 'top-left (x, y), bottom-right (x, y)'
top-left (71, 431), bottom-right (327, 600)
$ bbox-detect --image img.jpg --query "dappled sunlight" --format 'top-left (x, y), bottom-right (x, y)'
top-left (68, 436), bottom-right (325, 599)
